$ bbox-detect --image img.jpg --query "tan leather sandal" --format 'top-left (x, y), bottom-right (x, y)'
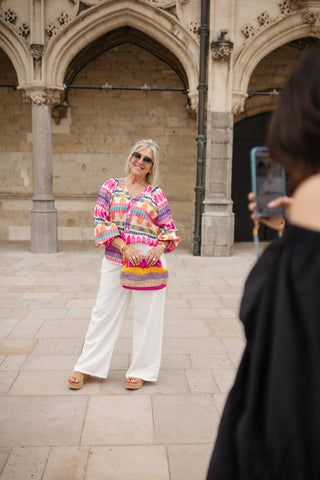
top-left (125, 377), bottom-right (145, 390)
top-left (68, 371), bottom-right (90, 390)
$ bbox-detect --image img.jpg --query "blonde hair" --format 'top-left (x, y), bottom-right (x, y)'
top-left (124, 139), bottom-right (160, 187)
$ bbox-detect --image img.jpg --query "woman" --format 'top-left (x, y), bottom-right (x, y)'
top-left (69, 139), bottom-right (180, 390)
top-left (207, 47), bottom-right (320, 479)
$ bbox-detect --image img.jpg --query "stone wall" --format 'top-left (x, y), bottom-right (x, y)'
top-left (0, 43), bottom-right (197, 245)
top-left (0, 50), bottom-right (32, 240)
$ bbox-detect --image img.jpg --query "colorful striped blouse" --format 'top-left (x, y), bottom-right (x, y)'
top-left (94, 178), bottom-right (181, 263)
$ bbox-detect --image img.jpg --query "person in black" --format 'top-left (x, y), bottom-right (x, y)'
top-left (207, 46), bottom-right (320, 480)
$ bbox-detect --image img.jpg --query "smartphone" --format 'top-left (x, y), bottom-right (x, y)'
top-left (250, 147), bottom-right (286, 217)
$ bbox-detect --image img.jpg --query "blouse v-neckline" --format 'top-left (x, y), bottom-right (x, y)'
top-left (122, 178), bottom-right (150, 201)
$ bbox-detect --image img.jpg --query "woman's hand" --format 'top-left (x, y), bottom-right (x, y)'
top-left (145, 245), bottom-right (164, 266)
top-left (124, 246), bottom-right (142, 266)
top-left (248, 192), bottom-right (293, 231)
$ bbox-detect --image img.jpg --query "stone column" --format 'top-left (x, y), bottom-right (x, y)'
top-left (31, 103), bottom-right (58, 253)
top-left (201, 111), bottom-right (234, 256)
top-left (201, 9), bottom-right (235, 256)
top-left (23, 89), bottom-right (61, 253)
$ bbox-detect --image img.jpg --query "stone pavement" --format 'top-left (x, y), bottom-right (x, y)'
top-left (0, 240), bottom-right (257, 480)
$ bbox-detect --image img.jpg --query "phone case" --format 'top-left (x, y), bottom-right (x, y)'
top-left (250, 146), bottom-right (286, 217)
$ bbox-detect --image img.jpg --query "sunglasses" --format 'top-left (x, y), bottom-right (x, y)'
top-left (132, 152), bottom-right (153, 164)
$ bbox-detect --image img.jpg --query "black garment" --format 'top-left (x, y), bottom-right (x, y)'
top-left (207, 224), bottom-right (320, 480)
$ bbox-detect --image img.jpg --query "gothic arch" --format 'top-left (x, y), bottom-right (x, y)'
top-left (0, 20), bottom-right (30, 86)
top-left (45, 0), bottom-right (199, 109)
top-left (232, 10), bottom-right (320, 114)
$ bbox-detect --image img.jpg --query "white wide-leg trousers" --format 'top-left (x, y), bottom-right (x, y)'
top-left (74, 243), bottom-right (167, 382)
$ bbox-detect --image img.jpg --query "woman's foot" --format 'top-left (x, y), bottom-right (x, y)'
top-left (125, 377), bottom-right (145, 390)
top-left (68, 371), bottom-right (90, 390)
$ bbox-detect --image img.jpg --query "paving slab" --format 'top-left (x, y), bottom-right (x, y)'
top-left (43, 446), bottom-right (88, 480)
top-left (167, 444), bottom-right (213, 480)
top-left (0, 447), bottom-right (49, 480)
top-left (0, 240), bottom-right (256, 479)
top-left (0, 339), bottom-right (38, 355)
top-left (81, 395), bottom-right (154, 445)
top-left (86, 446), bottom-right (170, 480)
top-left (0, 448), bottom-right (11, 475)
top-left (185, 370), bottom-right (220, 394)
top-left (153, 394), bottom-right (220, 445)
top-left (0, 396), bottom-right (88, 447)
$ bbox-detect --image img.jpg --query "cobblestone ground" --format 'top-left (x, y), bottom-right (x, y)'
top-left (0, 241), bottom-right (257, 480)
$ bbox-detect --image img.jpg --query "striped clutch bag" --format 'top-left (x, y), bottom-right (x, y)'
top-left (120, 258), bottom-right (168, 291)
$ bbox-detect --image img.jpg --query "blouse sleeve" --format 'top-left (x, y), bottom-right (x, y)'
top-left (94, 178), bottom-right (120, 248)
top-left (153, 187), bottom-right (181, 252)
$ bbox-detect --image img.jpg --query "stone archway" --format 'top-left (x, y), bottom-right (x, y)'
top-left (44, 0), bottom-right (199, 111)
top-left (232, 4), bottom-right (320, 115)
top-left (0, 20), bottom-right (30, 86)
top-left (64, 26), bottom-right (189, 90)
top-left (235, 38), bottom-right (319, 122)
top-left (49, 25), bottom-right (197, 245)
top-left (232, 35), bottom-right (320, 242)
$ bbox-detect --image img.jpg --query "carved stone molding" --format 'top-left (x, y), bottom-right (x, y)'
top-left (45, 1), bottom-right (103, 41)
top-left (30, 44), bottom-right (45, 60)
top-left (185, 103), bottom-right (196, 118)
top-left (46, 24), bottom-right (57, 38)
top-left (52, 101), bottom-right (69, 124)
top-left (189, 20), bottom-right (200, 36)
top-left (280, 0), bottom-right (310, 10)
top-left (68, 0), bottom-right (103, 14)
top-left (23, 90), bottom-right (46, 106)
top-left (46, 11), bottom-right (70, 40)
top-left (186, 91), bottom-right (198, 117)
top-left (241, 1), bottom-right (320, 41)
top-left (241, 1), bottom-right (298, 40)
top-left (22, 88), bottom-right (63, 107)
top-left (211, 40), bottom-right (234, 61)
top-left (175, 0), bottom-right (200, 43)
top-left (47, 90), bottom-right (64, 108)
top-left (4, 8), bottom-right (17, 24)
top-left (43, 0), bottom-right (198, 46)
top-left (3, 7), bottom-right (30, 42)
top-left (257, 11), bottom-right (271, 26)
top-left (302, 9), bottom-right (320, 33)
top-left (57, 12), bottom-right (70, 26)
top-left (145, 1), bottom-right (177, 8)
top-left (232, 92), bottom-right (248, 115)
top-left (18, 23), bottom-right (30, 39)
top-left (279, 0), bottom-right (295, 15)
top-left (79, 0), bottom-right (103, 6)
top-left (144, 0), bottom-right (199, 43)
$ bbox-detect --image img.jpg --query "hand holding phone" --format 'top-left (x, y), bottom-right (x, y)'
top-left (248, 192), bottom-right (292, 231)
top-left (250, 147), bottom-right (286, 217)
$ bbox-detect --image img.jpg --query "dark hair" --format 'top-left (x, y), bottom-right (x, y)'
top-left (267, 47), bottom-right (320, 194)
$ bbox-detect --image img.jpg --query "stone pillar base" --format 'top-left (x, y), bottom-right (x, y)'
top-left (30, 199), bottom-right (58, 253)
top-left (201, 200), bottom-right (234, 256)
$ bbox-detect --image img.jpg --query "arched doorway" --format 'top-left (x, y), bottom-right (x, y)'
top-left (232, 39), bottom-right (320, 243)
top-left (232, 112), bottom-right (278, 242)
top-left (51, 28), bottom-right (196, 244)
